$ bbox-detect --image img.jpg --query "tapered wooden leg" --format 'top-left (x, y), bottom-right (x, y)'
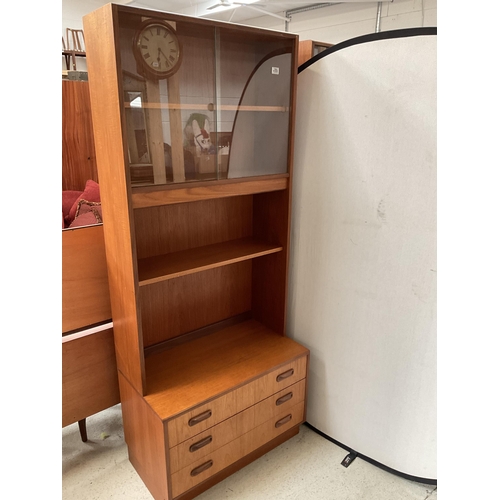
top-left (78, 419), bottom-right (88, 442)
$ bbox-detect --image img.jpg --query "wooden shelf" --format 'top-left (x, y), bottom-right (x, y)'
top-left (144, 319), bottom-right (308, 420)
top-left (125, 102), bottom-right (289, 113)
top-left (132, 174), bottom-right (288, 209)
top-left (138, 237), bottom-right (282, 286)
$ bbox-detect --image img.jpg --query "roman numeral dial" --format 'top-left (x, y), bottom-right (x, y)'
top-left (134, 20), bottom-right (182, 79)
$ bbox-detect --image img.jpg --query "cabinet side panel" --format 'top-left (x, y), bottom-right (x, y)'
top-left (119, 373), bottom-right (170, 500)
top-left (84, 5), bottom-right (145, 394)
top-left (252, 189), bottom-right (291, 334)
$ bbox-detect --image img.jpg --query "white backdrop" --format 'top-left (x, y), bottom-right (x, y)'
top-left (288, 32), bottom-right (436, 480)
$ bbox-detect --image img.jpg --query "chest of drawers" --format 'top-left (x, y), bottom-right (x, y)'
top-left (119, 320), bottom-right (309, 500)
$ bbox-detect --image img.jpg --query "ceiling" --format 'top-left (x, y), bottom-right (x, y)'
top-left (64, 0), bottom-right (385, 26)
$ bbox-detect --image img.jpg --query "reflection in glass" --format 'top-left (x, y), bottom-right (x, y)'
top-left (118, 12), bottom-right (293, 186)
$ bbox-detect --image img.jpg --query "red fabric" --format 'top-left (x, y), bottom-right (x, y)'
top-left (62, 190), bottom-right (82, 219)
top-left (67, 180), bottom-right (100, 223)
top-left (69, 210), bottom-right (101, 228)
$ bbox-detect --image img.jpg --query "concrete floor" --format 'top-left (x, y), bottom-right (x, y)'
top-left (62, 404), bottom-right (437, 500)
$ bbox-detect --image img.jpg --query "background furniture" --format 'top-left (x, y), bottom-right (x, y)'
top-left (84, 4), bottom-right (309, 499)
top-left (62, 78), bottom-right (120, 441)
top-left (62, 28), bottom-right (86, 71)
top-left (298, 39), bottom-right (333, 67)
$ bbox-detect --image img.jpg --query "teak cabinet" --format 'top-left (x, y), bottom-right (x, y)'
top-left (83, 4), bottom-right (309, 499)
top-left (298, 40), bottom-right (333, 67)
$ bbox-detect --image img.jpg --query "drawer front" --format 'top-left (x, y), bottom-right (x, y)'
top-left (169, 378), bottom-right (306, 473)
top-left (167, 355), bottom-right (307, 447)
top-left (171, 401), bottom-right (305, 498)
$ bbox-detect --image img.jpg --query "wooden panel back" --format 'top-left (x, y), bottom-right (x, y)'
top-left (133, 196), bottom-right (253, 259)
top-left (84, 4), bottom-right (146, 394)
top-left (62, 225), bottom-right (112, 333)
top-left (140, 261), bottom-right (252, 347)
top-left (62, 80), bottom-right (98, 191)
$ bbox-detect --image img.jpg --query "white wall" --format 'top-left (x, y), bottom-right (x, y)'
top-left (243, 0), bottom-right (437, 44)
top-left (62, 1), bottom-right (438, 50)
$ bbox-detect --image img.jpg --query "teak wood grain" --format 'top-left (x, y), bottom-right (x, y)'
top-left (84, 4), bottom-right (146, 395)
top-left (144, 320), bottom-right (309, 420)
top-left (62, 327), bottom-right (120, 427)
top-left (171, 401), bottom-right (304, 497)
top-left (131, 175), bottom-right (288, 208)
top-left (169, 379), bottom-right (306, 472)
top-left (140, 262), bottom-right (252, 347)
top-left (62, 225), bottom-right (112, 333)
top-left (133, 196), bottom-right (253, 260)
top-left (62, 80), bottom-right (98, 191)
top-left (298, 39), bottom-right (333, 67)
top-left (165, 354), bottom-right (307, 447)
top-left (83, 4), bottom-right (303, 499)
top-left (137, 237), bottom-right (282, 285)
top-left (119, 372), bottom-right (170, 500)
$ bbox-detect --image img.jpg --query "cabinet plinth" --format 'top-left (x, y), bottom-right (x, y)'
top-left (84, 3), bottom-right (307, 499)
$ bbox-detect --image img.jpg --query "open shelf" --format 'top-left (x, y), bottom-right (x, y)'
top-left (138, 237), bottom-right (282, 286)
top-left (131, 174), bottom-right (288, 208)
top-left (144, 319), bottom-right (308, 420)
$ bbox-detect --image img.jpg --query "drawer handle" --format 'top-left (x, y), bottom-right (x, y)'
top-left (276, 368), bottom-right (294, 382)
top-left (189, 435), bottom-right (213, 453)
top-left (190, 460), bottom-right (213, 477)
top-left (275, 414), bottom-right (293, 428)
top-left (275, 392), bottom-right (293, 406)
top-left (188, 410), bottom-right (212, 427)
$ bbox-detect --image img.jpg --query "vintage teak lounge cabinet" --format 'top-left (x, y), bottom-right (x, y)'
top-left (83, 3), bottom-right (309, 499)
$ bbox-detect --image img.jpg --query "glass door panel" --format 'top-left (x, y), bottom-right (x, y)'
top-left (218, 30), bottom-right (293, 179)
top-left (118, 11), bottom-right (217, 186)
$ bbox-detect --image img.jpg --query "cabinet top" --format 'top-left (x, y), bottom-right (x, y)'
top-left (86, 3), bottom-right (298, 40)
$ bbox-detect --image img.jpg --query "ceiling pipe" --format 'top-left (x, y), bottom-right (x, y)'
top-left (375, 2), bottom-right (383, 32)
top-left (285, 3), bottom-right (338, 31)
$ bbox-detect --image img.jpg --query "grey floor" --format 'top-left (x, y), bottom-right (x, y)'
top-left (62, 404), bottom-right (437, 500)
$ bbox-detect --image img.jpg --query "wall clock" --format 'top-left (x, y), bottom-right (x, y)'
top-left (133, 19), bottom-right (182, 80)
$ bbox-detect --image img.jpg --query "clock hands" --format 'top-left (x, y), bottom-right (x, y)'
top-left (158, 47), bottom-right (173, 68)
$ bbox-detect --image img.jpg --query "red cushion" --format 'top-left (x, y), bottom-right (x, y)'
top-left (68, 180), bottom-right (100, 223)
top-left (69, 202), bottom-right (103, 228)
top-left (62, 190), bottom-right (82, 219)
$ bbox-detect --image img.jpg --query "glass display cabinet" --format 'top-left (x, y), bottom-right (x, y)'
top-left (114, 9), bottom-right (294, 186)
top-left (84, 4), bottom-right (308, 500)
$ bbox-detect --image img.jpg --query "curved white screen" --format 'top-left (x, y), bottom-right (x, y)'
top-left (288, 34), bottom-right (436, 479)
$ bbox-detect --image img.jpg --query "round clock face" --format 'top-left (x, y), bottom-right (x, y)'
top-left (134, 21), bottom-right (182, 79)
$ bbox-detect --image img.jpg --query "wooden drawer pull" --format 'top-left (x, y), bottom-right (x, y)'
top-left (275, 414), bottom-right (293, 428)
top-left (275, 391), bottom-right (293, 406)
top-left (189, 435), bottom-right (213, 453)
top-left (276, 368), bottom-right (294, 382)
top-left (188, 410), bottom-right (212, 427)
top-left (190, 460), bottom-right (213, 477)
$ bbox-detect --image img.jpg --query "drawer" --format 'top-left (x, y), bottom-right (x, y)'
top-left (167, 354), bottom-right (307, 447)
top-left (171, 400), bottom-right (305, 498)
top-left (169, 378), bottom-right (306, 473)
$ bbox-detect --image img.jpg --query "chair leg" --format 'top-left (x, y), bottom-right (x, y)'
top-left (78, 418), bottom-right (88, 442)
